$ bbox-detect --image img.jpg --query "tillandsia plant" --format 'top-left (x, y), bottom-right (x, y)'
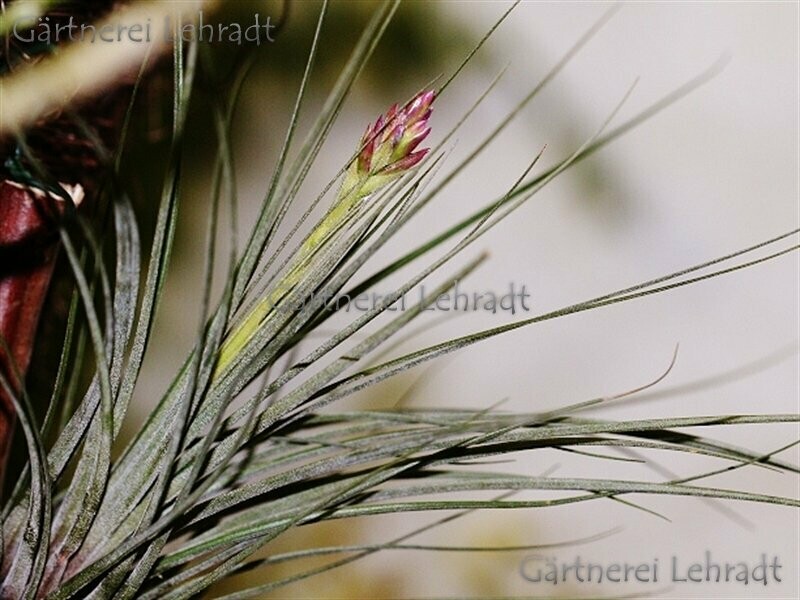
top-left (0, 1), bottom-right (798, 598)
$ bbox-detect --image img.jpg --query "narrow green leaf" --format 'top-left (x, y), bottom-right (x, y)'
top-left (0, 370), bottom-right (51, 599)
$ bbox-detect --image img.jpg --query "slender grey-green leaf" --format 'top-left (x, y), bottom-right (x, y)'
top-left (0, 371), bottom-right (51, 599)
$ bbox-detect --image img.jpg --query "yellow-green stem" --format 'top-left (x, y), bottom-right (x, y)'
top-left (213, 184), bottom-right (362, 379)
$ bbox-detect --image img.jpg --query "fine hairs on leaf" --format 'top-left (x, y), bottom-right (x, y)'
top-left (0, 2), bottom-right (797, 599)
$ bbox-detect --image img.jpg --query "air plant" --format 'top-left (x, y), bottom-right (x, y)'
top-left (0, 1), bottom-right (797, 599)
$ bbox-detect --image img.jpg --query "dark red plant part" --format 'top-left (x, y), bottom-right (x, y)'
top-left (0, 1), bottom-right (133, 484)
top-left (0, 181), bottom-right (79, 486)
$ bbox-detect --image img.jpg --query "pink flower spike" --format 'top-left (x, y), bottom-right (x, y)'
top-left (343, 89), bottom-right (435, 198)
top-left (404, 126), bottom-right (430, 154)
top-left (407, 120), bottom-right (429, 137)
top-left (371, 115), bottom-right (385, 138)
top-left (358, 124), bottom-right (375, 173)
top-left (405, 90), bottom-right (435, 123)
top-left (420, 89), bottom-right (436, 107)
top-left (391, 124), bottom-right (405, 147)
top-left (382, 148), bottom-right (429, 174)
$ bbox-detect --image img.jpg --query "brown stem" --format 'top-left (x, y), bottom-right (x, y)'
top-left (0, 180), bottom-right (73, 488)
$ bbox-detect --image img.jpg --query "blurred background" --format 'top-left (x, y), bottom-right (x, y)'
top-left (106, 1), bottom-right (798, 597)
